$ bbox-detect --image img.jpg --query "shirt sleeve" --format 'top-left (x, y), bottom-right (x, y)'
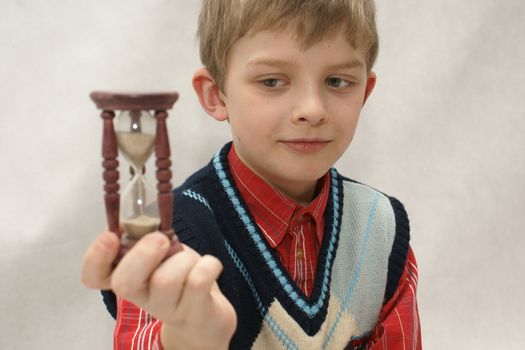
top-left (366, 246), bottom-right (422, 350)
top-left (113, 296), bottom-right (164, 350)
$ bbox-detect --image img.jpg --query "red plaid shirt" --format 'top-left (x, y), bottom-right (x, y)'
top-left (113, 147), bottom-right (421, 349)
top-left (228, 146), bottom-right (330, 297)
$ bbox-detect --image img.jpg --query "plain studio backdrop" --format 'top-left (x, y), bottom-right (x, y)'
top-left (0, 1), bottom-right (523, 349)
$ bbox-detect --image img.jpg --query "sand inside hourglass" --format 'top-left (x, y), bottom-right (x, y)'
top-left (122, 214), bottom-right (161, 239)
top-left (116, 131), bottom-right (156, 170)
top-left (116, 131), bottom-right (159, 238)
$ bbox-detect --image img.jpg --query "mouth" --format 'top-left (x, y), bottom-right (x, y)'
top-left (279, 139), bottom-right (331, 153)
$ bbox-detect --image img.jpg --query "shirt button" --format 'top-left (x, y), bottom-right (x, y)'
top-left (296, 249), bottom-right (304, 258)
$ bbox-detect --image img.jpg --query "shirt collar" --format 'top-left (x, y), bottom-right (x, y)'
top-left (228, 144), bottom-right (330, 247)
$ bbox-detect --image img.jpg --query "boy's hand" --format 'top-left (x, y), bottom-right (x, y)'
top-left (81, 231), bottom-right (237, 350)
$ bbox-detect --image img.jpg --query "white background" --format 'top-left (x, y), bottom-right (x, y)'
top-left (1, 1), bottom-right (524, 349)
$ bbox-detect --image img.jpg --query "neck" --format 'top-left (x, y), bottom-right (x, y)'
top-left (272, 178), bottom-right (323, 206)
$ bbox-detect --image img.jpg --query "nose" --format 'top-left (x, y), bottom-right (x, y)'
top-left (292, 85), bottom-right (327, 126)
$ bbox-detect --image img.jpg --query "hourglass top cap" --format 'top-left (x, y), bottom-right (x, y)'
top-left (90, 91), bottom-right (179, 111)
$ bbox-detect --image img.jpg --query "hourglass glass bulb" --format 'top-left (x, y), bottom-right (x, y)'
top-left (115, 109), bottom-right (160, 239)
top-left (115, 110), bottom-right (156, 170)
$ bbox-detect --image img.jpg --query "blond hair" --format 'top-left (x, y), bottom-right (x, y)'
top-left (197, 0), bottom-right (379, 91)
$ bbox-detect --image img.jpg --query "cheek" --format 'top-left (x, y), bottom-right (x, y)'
top-left (335, 109), bottom-right (359, 131)
top-left (335, 102), bottom-right (362, 129)
top-left (332, 109), bottom-right (360, 147)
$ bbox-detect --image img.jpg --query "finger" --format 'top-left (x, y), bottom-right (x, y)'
top-left (147, 246), bottom-right (200, 316)
top-left (81, 231), bottom-right (120, 289)
top-left (176, 255), bottom-right (223, 318)
top-left (110, 232), bottom-right (170, 304)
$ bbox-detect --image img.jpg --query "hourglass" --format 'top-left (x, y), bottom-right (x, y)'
top-left (90, 91), bottom-right (182, 261)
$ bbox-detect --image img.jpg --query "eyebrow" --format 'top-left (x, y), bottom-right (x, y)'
top-left (246, 58), bottom-right (365, 70)
top-left (329, 59), bottom-right (365, 70)
top-left (246, 58), bottom-right (296, 69)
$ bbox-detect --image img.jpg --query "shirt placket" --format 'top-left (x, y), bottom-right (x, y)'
top-left (288, 211), bottom-right (317, 296)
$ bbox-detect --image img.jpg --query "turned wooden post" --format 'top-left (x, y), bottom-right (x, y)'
top-left (154, 110), bottom-right (172, 232)
top-left (155, 110), bottom-right (182, 253)
top-left (101, 110), bottom-right (120, 235)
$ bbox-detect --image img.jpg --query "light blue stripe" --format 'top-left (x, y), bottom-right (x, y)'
top-left (182, 189), bottom-right (213, 212)
top-left (224, 240), bottom-right (299, 350)
top-left (213, 152), bottom-right (340, 318)
top-left (322, 191), bottom-right (381, 349)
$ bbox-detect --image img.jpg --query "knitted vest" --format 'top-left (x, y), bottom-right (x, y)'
top-left (102, 143), bottom-right (410, 350)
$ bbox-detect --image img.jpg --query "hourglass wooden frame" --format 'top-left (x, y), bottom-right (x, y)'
top-left (90, 91), bottom-right (181, 255)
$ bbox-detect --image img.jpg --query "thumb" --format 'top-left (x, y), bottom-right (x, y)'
top-left (81, 231), bottom-right (120, 289)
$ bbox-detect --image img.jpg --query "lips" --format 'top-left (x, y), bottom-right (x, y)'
top-left (279, 139), bottom-right (331, 153)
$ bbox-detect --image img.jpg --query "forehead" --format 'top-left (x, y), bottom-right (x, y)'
top-left (227, 29), bottom-right (367, 71)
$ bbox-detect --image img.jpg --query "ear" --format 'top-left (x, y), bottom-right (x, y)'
top-left (192, 67), bottom-right (229, 121)
top-left (362, 71), bottom-right (377, 106)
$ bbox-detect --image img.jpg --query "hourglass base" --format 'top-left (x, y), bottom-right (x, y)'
top-left (113, 229), bottom-right (183, 266)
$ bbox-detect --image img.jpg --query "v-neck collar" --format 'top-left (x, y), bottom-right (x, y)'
top-left (210, 144), bottom-right (344, 332)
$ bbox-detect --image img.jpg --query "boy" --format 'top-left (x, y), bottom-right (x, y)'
top-left (82, 0), bottom-right (421, 349)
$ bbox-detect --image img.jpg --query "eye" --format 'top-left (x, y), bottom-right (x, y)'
top-left (259, 78), bottom-right (285, 88)
top-left (326, 77), bottom-right (352, 88)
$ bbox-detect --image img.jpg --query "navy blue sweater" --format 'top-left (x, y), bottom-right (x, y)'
top-left (102, 143), bottom-right (410, 349)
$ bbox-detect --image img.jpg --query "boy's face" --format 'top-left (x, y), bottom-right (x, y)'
top-left (204, 30), bottom-right (375, 203)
